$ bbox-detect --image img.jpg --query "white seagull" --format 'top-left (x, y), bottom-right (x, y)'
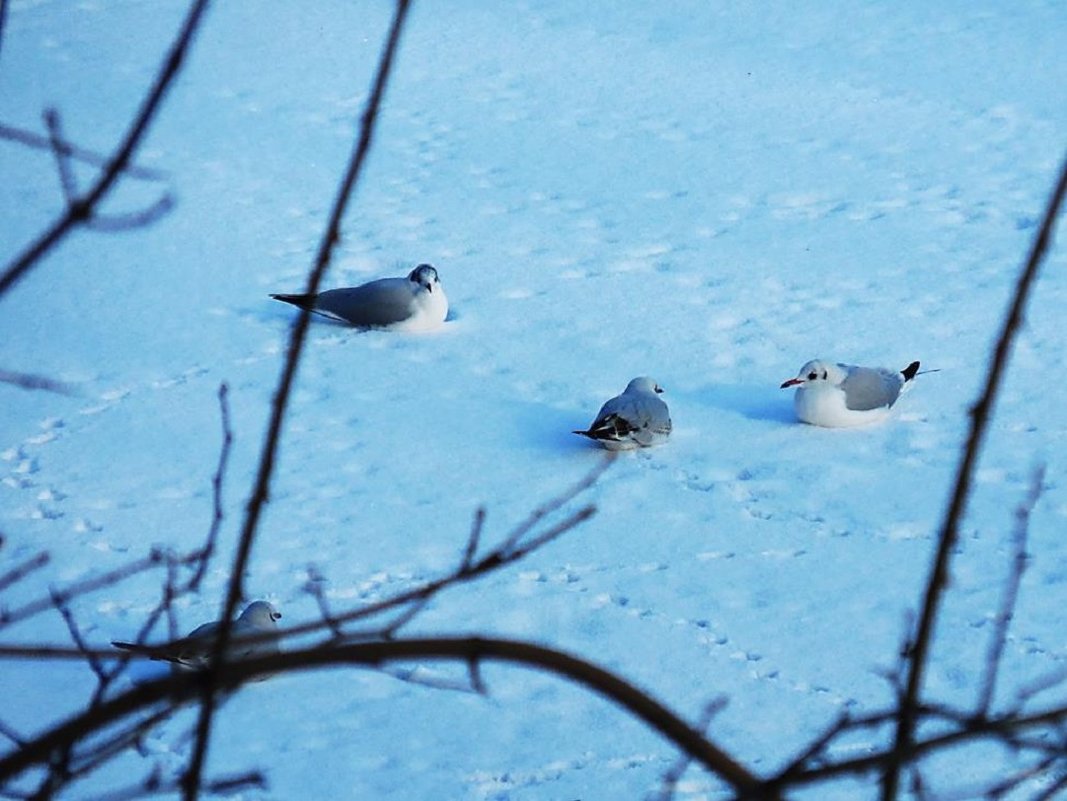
top-left (780, 359), bottom-right (920, 427)
top-left (573, 376), bottom-right (672, 450)
top-left (271, 264), bottom-right (448, 332)
top-left (112, 600), bottom-right (282, 671)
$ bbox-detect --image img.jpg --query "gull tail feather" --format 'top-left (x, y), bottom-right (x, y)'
top-left (270, 293), bottom-right (316, 312)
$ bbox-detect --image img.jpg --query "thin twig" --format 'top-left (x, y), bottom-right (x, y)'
top-left (0, 720), bottom-right (23, 747)
top-left (52, 592), bottom-right (106, 687)
top-left (500, 454), bottom-right (612, 554)
top-left (0, 637), bottom-right (766, 797)
top-left (0, 0), bottom-right (8, 63)
top-left (304, 565), bottom-right (344, 639)
top-left (0, 551), bottom-right (49, 594)
top-left (79, 769), bottom-right (265, 801)
top-left (648, 698), bottom-right (727, 801)
top-left (0, 0), bottom-right (210, 298)
top-left (44, 105), bottom-right (175, 233)
top-left (0, 122), bottom-right (167, 181)
top-left (0, 369), bottom-right (77, 395)
top-left (182, 3), bottom-right (414, 799)
top-left (884, 154), bottom-right (1067, 801)
top-left (1, 549), bottom-right (166, 627)
top-left (186, 383), bottom-right (232, 591)
top-left (461, 507), bottom-right (486, 570)
top-left (43, 109), bottom-right (80, 207)
top-left (977, 464), bottom-right (1044, 715)
top-left (85, 194), bottom-right (175, 233)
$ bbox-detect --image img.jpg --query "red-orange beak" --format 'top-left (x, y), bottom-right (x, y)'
top-left (780, 378), bottom-right (803, 389)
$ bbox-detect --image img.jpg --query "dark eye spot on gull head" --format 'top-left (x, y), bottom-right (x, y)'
top-left (409, 264), bottom-right (439, 292)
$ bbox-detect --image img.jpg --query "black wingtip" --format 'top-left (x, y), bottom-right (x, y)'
top-left (270, 293), bottom-right (315, 312)
top-left (901, 361), bottom-right (920, 381)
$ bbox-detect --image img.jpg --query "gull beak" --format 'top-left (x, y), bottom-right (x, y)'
top-left (780, 378), bottom-right (803, 389)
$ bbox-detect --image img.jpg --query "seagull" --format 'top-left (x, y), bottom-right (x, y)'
top-left (780, 359), bottom-right (920, 427)
top-left (271, 264), bottom-right (448, 331)
top-left (573, 376), bottom-right (672, 450)
top-left (112, 600), bottom-right (282, 671)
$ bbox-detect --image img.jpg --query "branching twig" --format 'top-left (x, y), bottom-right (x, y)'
top-left (0, 0), bottom-right (210, 298)
top-left (460, 507), bottom-right (486, 571)
top-left (303, 565), bottom-right (343, 639)
top-left (0, 369), bottom-right (77, 395)
top-left (186, 383), bottom-right (232, 592)
top-left (79, 769), bottom-right (265, 801)
top-left (0, 637), bottom-right (766, 797)
top-left (0, 551), bottom-right (49, 595)
top-left (884, 154), bottom-right (1067, 800)
top-left (0, 122), bottom-right (167, 181)
top-left (183, 3), bottom-right (414, 799)
top-left (648, 698), bottom-right (727, 801)
top-left (43, 109), bottom-right (79, 207)
top-left (977, 464), bottom-right (1045, 715)
top-left (52, 591), bottom-right (106, 687)
top-left (1, 549), bottom-right (167, 627)
top-left (43, 107), bottom-right (175, 233)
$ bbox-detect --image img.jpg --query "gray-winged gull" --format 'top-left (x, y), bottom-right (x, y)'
top-left (780, 359), bottom-right (920, 427)
top-left (271, 264), bottom-right (447, 331)
top-left (573, 376), bottom-right (672, 450)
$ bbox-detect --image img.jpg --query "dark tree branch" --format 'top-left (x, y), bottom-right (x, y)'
top-left (977, 464), bottom-right (1044, 715)
top-left (303, 565), bottom-right (344, 639)
top-left (649, 698), bottom-right (727, 801)
top-left (1, 549), bottom-right (167, 628)
top-left (884, 154), bottom-right (1067, 800)
top-left (0, 0), bottom-right (8, 63)
top-left (0, 122), bottom-right (167, 181)
top-left (0, 551), bottom-right (49, 594)
top-left (84, 193), bottom-right (176, 233)
top-left (0, 637), bottom-right (766, 798)
top-left (186, 383), bottom-right (232, 592)
top-left (42, 109), bottom-right (80, 209)
top-left (183, 3), bottom-right (414, 798)
top-left (0, 0), bottom-right (210, 298)
top-left (79, 770), bottom-right (265, 801)
top-left (43, 107), bottom-right (175, 233)
top-left (0, 369), bottom-right (77, 395)
top-left (52, 592), bottom-right (107, 687)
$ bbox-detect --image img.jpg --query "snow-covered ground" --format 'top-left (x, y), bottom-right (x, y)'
top-left (2, 1), bottom-right (1066, 798)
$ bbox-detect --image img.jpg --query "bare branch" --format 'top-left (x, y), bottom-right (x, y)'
top-left (977, 464), bottom-right (1044, 715)
top-left (885, 154), bottom-right (1067, 800)
top-left (500, 453), bottom-right (612, 554)
top-left (648, 698), bottom-right (727, 801)
top-left (1, 549), bottom-right (166, 628)
top-left (0, 122), bottom-right (168, 181)
top-left (0, 551), bottom-right (49, 594)
top-left (0, 369), bottom-right (77, 395)
top-left (0, 720), bottom-right (23, 748)
top-left (0, 637), bottom-right (765, 797)
top-left (43, 108), bottom-right (81, 209)
top-left (85, 193), bottom-right (175, 233)
top-left (183, 3), bottom-right (415, 798)
top-left (79, 770), bottom-right (265, 801)
top-left (303, 565), bottom-right (344, 639)
top-left (52, 591), bottom-right (107, 688)
top-left (186, 383), bottom-right (232, 591)
top-left (0, 0), bottom-right (211, 298)
top-left (460, 506), bottom-right (486, 570)
top-left (43, 106), bottom-right (175, 232)
top-left (0, 0), bottom-right (8, 62)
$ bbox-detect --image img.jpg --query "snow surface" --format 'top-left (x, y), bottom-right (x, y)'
top-left (2, 1), bottom-right (1066, 798)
